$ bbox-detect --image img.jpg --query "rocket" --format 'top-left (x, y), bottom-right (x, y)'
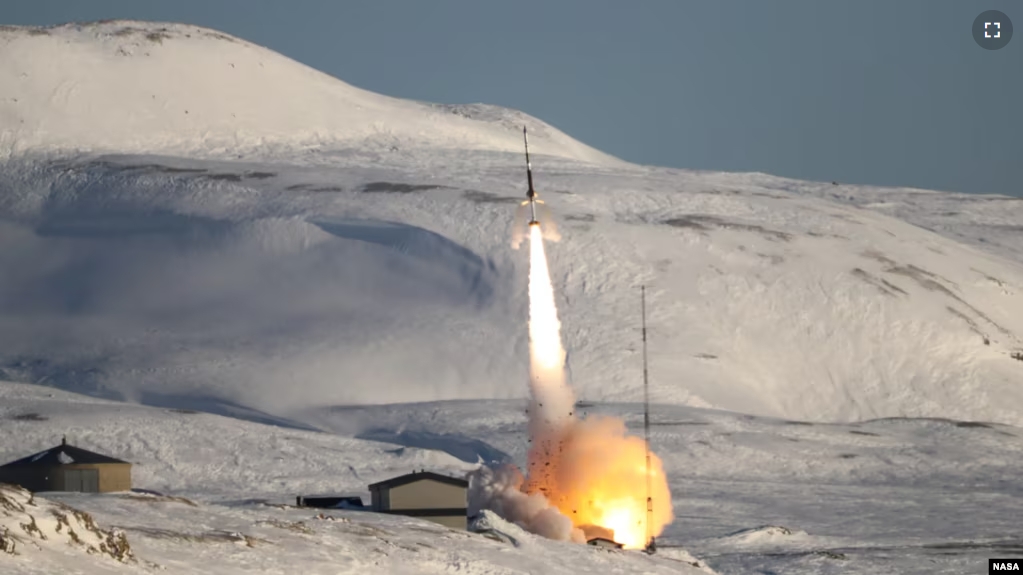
top-left (522, 126), bottom-right (542, 226)
top-left (511, 126), bottom-right (559, 248)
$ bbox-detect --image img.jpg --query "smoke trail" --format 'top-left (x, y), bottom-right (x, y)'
top-left (468, 222), bottom-right (674, 549)
top-left (524, 224), bottom-right (575, 494)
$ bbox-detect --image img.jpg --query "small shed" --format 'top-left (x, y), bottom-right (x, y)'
top-left (368, 470), bottom-right (468, 530)
top-left (296, 495), bottom-right (364, 509)
top-left (0, 437), bottom-right (131, 493)
top-left (587, 537), bottom-right (624, 549)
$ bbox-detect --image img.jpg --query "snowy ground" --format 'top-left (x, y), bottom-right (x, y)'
top-left (3, 380), bottom-right (1021, 574)
top-left (1, 20), bottom-right (1022, 575)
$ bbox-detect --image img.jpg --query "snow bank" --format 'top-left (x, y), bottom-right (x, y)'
top-left (0, 483), bottom-right (133, 562)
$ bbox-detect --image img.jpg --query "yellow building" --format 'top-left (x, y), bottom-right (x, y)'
top-left (0, 437), bottom-right (131, 493)
top-left (368, 471), bottom-right (468, 530)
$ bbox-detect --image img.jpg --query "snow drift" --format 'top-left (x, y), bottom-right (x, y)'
top-left (0, 483), bottom-right (133, 563)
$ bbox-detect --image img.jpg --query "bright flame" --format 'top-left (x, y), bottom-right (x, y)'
top-left (514, 223), bottom-right (673, 549)
top-left (527, 224), bottom-right (568, 379)
top-left (542, 416), bottom-right (674, 549)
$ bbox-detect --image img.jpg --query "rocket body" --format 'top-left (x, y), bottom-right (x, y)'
top-left (511, 126), bottom-right (559, 248)
top-left (524, 127), bottom-right (539, 225)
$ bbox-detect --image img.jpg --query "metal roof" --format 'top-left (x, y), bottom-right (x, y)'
top-left (0, 439), bottom-right (129, 467)
top-left (368, 470), bottom-right (468, 490)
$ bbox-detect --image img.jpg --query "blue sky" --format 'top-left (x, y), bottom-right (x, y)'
top-left (4, 1), bottom-right (1020, 196)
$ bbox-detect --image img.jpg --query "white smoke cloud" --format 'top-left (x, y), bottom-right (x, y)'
top-left (468, 464), bottom-right (585, 544)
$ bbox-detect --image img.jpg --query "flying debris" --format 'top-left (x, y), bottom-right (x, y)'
top-left (511, 126), bottom-right (560, 249)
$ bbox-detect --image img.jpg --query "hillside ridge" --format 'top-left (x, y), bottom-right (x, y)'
top-left (0, 20), bottom-right (619, 164)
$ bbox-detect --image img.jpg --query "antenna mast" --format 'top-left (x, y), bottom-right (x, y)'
top-left (642, 285), bottom-right (655, 554)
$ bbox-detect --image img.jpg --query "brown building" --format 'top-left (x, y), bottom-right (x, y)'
top-left (0, 437), bottom-right (131, 493)
top-left (587, 537), bottom-right (624, 550)
top-left (368, 470), bottom-right (468, 530)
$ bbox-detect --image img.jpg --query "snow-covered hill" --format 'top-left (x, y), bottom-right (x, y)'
top-left (2, 150), bottom-right (1022, 425)
top-left (0, 21), bottom-right (617, 164)
top-left (0, 21), bottom-right (1021, 428)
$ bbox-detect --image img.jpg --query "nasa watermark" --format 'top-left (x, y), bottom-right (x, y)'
top-left (990, 558), bottom-right (1022, 573)
top-left (973, 10), bottom-right (1013, 50)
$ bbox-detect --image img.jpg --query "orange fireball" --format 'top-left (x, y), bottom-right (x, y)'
top-left (524, 416), bottom-right (674, 549)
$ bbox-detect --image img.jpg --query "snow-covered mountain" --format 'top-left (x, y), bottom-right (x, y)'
top-left (1, 20), bottom-right (1022, 575)
top-left (1, 22), bottom-right (1022, 427)
top-left (0, 21), bottom-right (617, 164)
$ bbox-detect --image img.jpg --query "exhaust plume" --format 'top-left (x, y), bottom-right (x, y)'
top-left (469, 223), bottom-right (674, 549)
top-left (510, 202), bottom-right (560, 250)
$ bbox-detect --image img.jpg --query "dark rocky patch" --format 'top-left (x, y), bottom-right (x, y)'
top-left (664, 215), bottom-right (792, 241)
top-left (145, 31), bottom-right (172, 44)
top-left (564, 213), bottom-right (596, 222)
top-left (244, 171), bottom-right (275, 180)
top-left (922, 539), bottom-right (1023, 555)
top-left (664, 216), bottom-right (709, 230)
top-left (972, 269), bottom-right (1008, 288)
top-left (953, 421), bottom-right (993, 429)
top-left (838, 453), bottom-right (858, 459)
top-left (203, 173), bottom-right (243, 182)
top-left (880, 278), bottom-right (908, 295)
top-left (885, 264), bottom-right (1013, 338)
top-left (310, 186), bottom-right (345, 193)
top-left (120, 164), bottom-right (208, 174)
top-left (806, 231), bottom-right (850, 240)
top-left (851, 268), bottom-right (903, 297)
top-left (861, 250), bottom-right (896, 266)
top-left (865, 416), bottom-right (1007, 432)
top-left (362, 182), bottom-right (444, 194)
top-left (11, 413), bottom-right (47, 421)
top-left (694, 353), bottom-right (718, 360)
top-left (784, 420), bottom-right (813, 426)
top-left (946, 306), bottom-right (989, 344)
top-left (849, 430), bottom-right (880, 437)
top-left (160, 166), bottom-right (207, 174)
top-left (462, 190), bottom-right (519, 204)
